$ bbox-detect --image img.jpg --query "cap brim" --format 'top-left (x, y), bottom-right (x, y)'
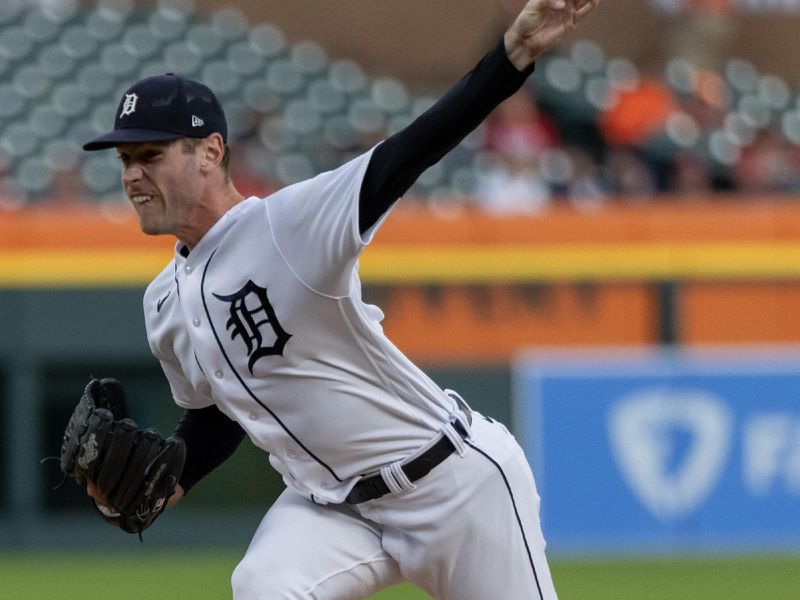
top-left (83, 128), bottom-right (186, 151)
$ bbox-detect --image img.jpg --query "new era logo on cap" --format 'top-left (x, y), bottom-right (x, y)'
top-left (83, 73), bottom-right (227, 151)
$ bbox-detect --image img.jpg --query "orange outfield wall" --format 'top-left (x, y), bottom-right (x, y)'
top-left (6, 194), bottom-right (800, 249)
top-left (3, 196), bottom-right (800, 362)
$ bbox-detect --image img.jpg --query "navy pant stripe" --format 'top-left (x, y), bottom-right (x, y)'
top-left (466, 440), bottom-right (544, 600)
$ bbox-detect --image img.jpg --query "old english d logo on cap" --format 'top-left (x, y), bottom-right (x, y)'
top-left (83, 73), bottom-right (228, 151)
top-left (120, 93), bottom-right (138, 117)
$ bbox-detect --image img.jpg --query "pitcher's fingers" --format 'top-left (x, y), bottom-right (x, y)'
top-left (575, 0), bottom-right (600, 22)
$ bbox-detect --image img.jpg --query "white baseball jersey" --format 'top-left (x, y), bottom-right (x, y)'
top-left (143, 149), bottom-right (458, 504)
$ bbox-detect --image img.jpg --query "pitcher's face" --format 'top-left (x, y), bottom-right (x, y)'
top-left (118, 139), bottom-right (204, 238)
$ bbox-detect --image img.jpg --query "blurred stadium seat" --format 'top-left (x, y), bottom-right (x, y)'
top-left (162, 40), bottom-right (203, 75)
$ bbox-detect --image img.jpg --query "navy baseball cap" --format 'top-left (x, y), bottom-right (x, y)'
top-left (83, 73), bottom-right (228, 151)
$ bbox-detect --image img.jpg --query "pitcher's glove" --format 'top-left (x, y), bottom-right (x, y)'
top-left (60, 378), bottom-right (186, 535)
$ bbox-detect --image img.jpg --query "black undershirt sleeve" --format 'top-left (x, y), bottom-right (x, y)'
top-left (358, 38), bottom-right (536, 234)
top-left (173, 405), bottom-right (246, 494)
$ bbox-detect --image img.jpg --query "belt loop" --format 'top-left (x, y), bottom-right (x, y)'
top-left (445, 388), bottom-right (473, 436)
top-left (442, 421), bottom-right (467, 457)
top-left (380, 463), bottom-right (416, 496)
top-left (390, 462), bottom-right (416, 493)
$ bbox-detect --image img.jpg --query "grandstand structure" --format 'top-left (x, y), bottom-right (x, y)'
top-left (0, 0), bottom-right (799, 205)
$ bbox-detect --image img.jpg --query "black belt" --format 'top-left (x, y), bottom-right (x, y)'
top-left (346, 416), bottom-right (470, 505)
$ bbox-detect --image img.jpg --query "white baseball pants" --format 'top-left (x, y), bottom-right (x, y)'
top-left (231, 413), bottom-right (557, 600)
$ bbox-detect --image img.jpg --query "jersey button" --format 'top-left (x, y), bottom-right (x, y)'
top-left (248, 413), bottom-right (258, 421)
top-left (287, 451), bottom-right (297, 459)
top-left (214, 370), bottom-right (223, 378)
top-left (192, 318), bottom-right (201, 327)
top-left (185, 265), bottom-right (192, 274)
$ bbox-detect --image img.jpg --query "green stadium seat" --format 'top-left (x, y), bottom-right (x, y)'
top-left (29, 104), bottom-right (69, 139)
top-left (42, 138), bottom-right (82, 172)
top-left (289, 40), bottom-right (328, 77)
top-left (0, 83), bottom-right (26, 123)
top-left (122, 24), bottom-right (163, 60)
top-left (258, 115), bottom-right (298, 152)
top-left (265, 58), bottom-right (305, 96)
top-left (781, 109), bottom-right (800, 145)
top-left (221, 99), bottom-right (257, 138)
top-left (725, 57), bottom-right (760, 96)
top-left (758, 74), bottom-right (790, 111)
top-left (156, 0), bottom-right (197, 20)
top-left (209, 7), bottom-right (249, 43)
top-left (570, 40), bottom-right (607, 76)
top-left (283, 99), bottom-right (322, 136)
top-left (60, 25), bottom-right (100, 61)
top-left (583, 76), bottom-right (614, 111)
top-left (242, 79), bottom-right (281, 114)
top-left (138, 59), bottom-right (171, 79)
top-left (13, 64), bottom-right (52, 100)
top-left (306, 79), bottom-right (346, 116)
top-left (100, 42), bottom-right (140, 77)
top-left (1, 123), bottom-right (40, 158)
top-left (664, 111), bottom-right (702, 149)
top-left (347, 97), bottom-right (385, 135)
top-left (85, 8), bottom-right (126, 43)
top-left (226, 39), bottom-right (266, 77)
top-left (201, 59), bottom-right (242, 98)
top-left (185, 23), bottom-right (225, 59)
top-left (371, 78), bottom-right (410, 115)
top-left (38, 44), bottom-right (78, 80)
top-left (327, 59), bottom-right (368, 96)
top-left (89, 103), bottom-right (118, 136)
top-left (274, 152), bottom-right (315, 185)
top-left (322, 115), bottom-right (361, 150)
top-left (66, 119), bottom-right (100, 148)
top-left (448, 165), bottom-right (480, 198)
top-left (664, 58), bottom-right (697, 96)
top-left (22, 8), bottom-right (62, 43)
top-left (81, 153), bottom-right (123, 195)
top-left (0, 1), bottom-right (23, 26)
top-left (97, 0), bottom-right (136, 21)
top-left (0, 26), bottom-right (34, 62)
top-left (148, 6), bottom-right (189, 41)
top-left (162, 40), bottom-right (203, 76)
top-left (707, 128), bottom-right (741, 166)
top-left (15, 157), bottom-right (53, 195)
top-left (737, 94), bottom-right (772, 130)
top-left (543, 56), bottom-right (583, 95)
top-left (247, 23), bottom-right (287, 59)
top-left (76, 63), bottom-right (117, 98)
top-left (51, 83), bottom-right (91, 118)
top-left (605, 57), bottom-right (640, 94)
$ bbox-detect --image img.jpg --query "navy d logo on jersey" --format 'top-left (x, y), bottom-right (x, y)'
top-left (214, 280), bottom-right (291, 373)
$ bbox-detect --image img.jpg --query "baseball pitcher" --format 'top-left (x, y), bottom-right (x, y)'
top-left (61, 0), bottom-right (600, 597)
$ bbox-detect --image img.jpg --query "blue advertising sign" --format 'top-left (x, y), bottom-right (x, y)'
top-left (513, 348), bottom-right (800, 554)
